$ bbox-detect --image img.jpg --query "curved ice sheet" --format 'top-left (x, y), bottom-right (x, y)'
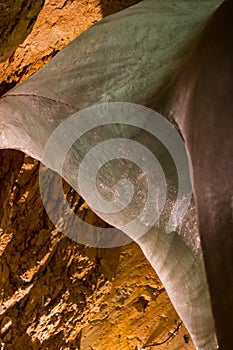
top-left (0, 1), bottom-right (223, 349)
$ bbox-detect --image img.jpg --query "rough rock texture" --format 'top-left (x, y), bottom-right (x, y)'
top-left (0, 1), bottom-right (195, 349)
top-left (0, 150), bottom-right (194, 350)
top-left (0, 0), bottom-right (45, 63)
top-left (0, 0), bottom-right (142, 94)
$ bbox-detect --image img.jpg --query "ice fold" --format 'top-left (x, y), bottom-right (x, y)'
top-left (0, 1), bottom-right (223, 349)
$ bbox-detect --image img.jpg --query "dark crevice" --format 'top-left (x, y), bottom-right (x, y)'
top-left (0, 81), bottom-right (17, 97)
top-left (99, 0), bottom-right (142, 18)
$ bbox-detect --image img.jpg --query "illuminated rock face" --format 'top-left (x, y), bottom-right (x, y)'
top-left (1, 1), bottom-right (232, 349)
top-left (0, 0), bottom-right (45, 63)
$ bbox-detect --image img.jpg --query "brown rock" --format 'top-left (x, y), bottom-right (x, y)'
top-left (0, 0), bottom-right (45, 63)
